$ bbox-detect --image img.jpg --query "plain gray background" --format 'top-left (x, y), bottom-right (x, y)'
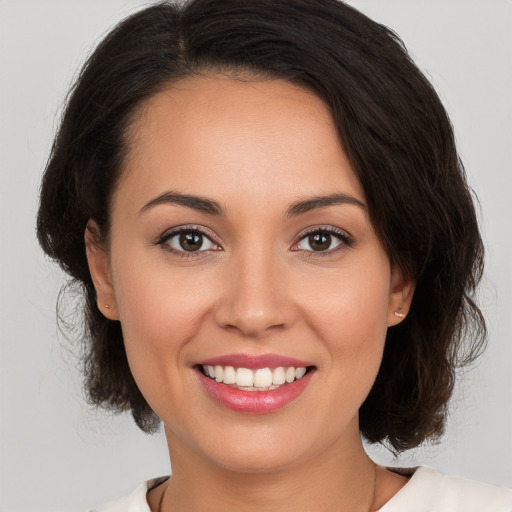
top-left (1, 1), bottom-right (511, 510)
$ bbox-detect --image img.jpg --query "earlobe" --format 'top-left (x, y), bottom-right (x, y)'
top-left (387, 268), bottom-right (415, 327)
top-left (85, 219), bottom-right (119, 320)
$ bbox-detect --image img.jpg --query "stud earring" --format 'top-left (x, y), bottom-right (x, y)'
top-left (104, 304), bottom-right (111, 309)
top-left (394, 310), bottom-right (405, 318)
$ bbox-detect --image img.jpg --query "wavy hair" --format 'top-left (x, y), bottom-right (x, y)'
top-left (37, 0), bottom-right (485, 452)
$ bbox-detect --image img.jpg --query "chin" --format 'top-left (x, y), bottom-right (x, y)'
top-left (190, 421), bottom-right (327, 475)
top-left (209, 444), bottom-right (305, 474)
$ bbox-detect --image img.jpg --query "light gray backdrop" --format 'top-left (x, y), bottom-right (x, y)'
top-left (1, 1), bottom-right (511, 511)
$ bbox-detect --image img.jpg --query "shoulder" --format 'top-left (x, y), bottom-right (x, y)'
top-left (90, 477), bottom-right (168, 512)
top-left (379, 466), bottom-right (512, 512)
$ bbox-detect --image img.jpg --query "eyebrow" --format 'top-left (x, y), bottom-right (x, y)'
top-left (285, 193), bottom-right (366, 217)
top-left (138, 191), bottom-right (225, 216)
top-left (138, 191), bottom-right (365, 217)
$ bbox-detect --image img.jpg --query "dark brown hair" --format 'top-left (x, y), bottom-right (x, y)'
top-left (37, 0), bottom-right (485, 452)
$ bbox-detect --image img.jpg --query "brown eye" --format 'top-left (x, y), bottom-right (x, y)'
top-left (179, 231), bottom-right (203, 251)
top-left (295, 229), bottom-right (349, 253)
top-left (308, 233), bottom-right (332, 251)
top-left (162, 229), bottom-right (218, 253)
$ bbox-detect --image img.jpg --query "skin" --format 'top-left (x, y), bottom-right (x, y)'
top-left (86, 75), bottom-right (413, 511)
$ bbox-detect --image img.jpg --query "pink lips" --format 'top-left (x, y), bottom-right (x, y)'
top-left (196, 353), bottom-right (314, 414)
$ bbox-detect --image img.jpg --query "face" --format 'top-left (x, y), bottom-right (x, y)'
top-left (87, 75), bottom-right (411, 473)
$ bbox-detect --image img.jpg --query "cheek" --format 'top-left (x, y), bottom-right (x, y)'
top-left (113, 246), bottom-right (214, 332)
top-left (298, 255), bottom-right (391, 371)
top-left (109, 252), bottom-right (216, 392)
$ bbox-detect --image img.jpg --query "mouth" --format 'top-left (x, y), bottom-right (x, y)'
top-left (195, 355), bottom-right (316, 413)
top-left (199, 364), bottom-right (313, 391)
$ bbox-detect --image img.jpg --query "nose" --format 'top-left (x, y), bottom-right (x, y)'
top-left (213, 247), bottom-right (294, 338)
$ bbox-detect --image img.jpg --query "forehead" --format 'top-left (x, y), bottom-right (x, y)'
top-left (116, 75), bottom-right (364, 212)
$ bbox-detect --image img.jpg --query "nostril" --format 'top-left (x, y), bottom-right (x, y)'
top-left (212, 279), bottom-right (293, 337)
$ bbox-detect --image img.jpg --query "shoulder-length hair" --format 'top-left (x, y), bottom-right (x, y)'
top-left (37, 0), bottom-right (485, 453)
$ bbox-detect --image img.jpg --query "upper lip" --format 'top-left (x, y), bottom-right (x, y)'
top-left (197, 353), bottom-right (313, 369)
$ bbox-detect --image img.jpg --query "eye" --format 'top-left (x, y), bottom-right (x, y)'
top-left (293, 228), bottom-right (353, 253)
top-left (158, 228), bottom-right (220, 254)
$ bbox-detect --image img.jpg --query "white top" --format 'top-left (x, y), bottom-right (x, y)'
top-left (92, 467), bottom-right (512, 511)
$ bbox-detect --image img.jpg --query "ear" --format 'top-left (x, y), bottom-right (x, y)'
top-left (387, 266), bottom-right (415, 327)
top-left (85, 219), bottom-right (119, 320)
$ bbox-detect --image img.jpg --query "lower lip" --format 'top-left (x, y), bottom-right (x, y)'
top-left (197, 369), bottom-right (314, 414)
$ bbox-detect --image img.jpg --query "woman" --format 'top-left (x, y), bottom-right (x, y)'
top-left (36, 0), bottom-right (512, 510)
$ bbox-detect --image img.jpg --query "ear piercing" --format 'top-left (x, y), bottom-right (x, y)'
top-left (394, 290), bottom-right (408, 318)
top-left (104, 304), bottom-right (111, 309)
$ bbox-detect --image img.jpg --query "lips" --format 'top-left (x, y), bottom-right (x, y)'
top-left (195, 354), bottom-right (315, 413)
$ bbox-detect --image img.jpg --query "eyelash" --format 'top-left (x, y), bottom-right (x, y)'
top-left (291, 226), bottom-right (354, 257)
top-left (155, 225), bottom-right (354, 259)
top-left (155, 225), bottom-right (221, 259)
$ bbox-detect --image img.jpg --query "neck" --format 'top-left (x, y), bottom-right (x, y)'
top-left (160, 426), bottom-right (376, 512)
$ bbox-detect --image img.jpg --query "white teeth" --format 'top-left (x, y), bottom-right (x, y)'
top-left (272, 367), bottom-right (286, 385)
top-left (223, 365), bottom-right (236, 384)
top-left (295, 367), bottom-right (307, 379)
top-left (253, 368), bottom-right (273, 388)
top-left (236, 367), bottom-right (254, 387)
top-left (202, 364), bottom-right (309, 389)
top-left (214, 365), bottom-right (224, 382)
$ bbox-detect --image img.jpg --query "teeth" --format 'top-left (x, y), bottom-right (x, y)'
top-left (223, 366), bottom-right (236, 384)
top-left (295, 367), bottom-right (307, 379)
top-left (272, 367), bottom-right (286, 385)
top-left (202, 364), bottom-right (309, 389)
top-left (253, 368), bottom-right (273, 388)
top-left (236, 367), bottom-right (254, 387)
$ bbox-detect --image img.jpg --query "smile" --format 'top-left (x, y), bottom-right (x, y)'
top-left (201, 365), bottom-right (308, 390)
top-left (196, 355), bottom-right (316, 413)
